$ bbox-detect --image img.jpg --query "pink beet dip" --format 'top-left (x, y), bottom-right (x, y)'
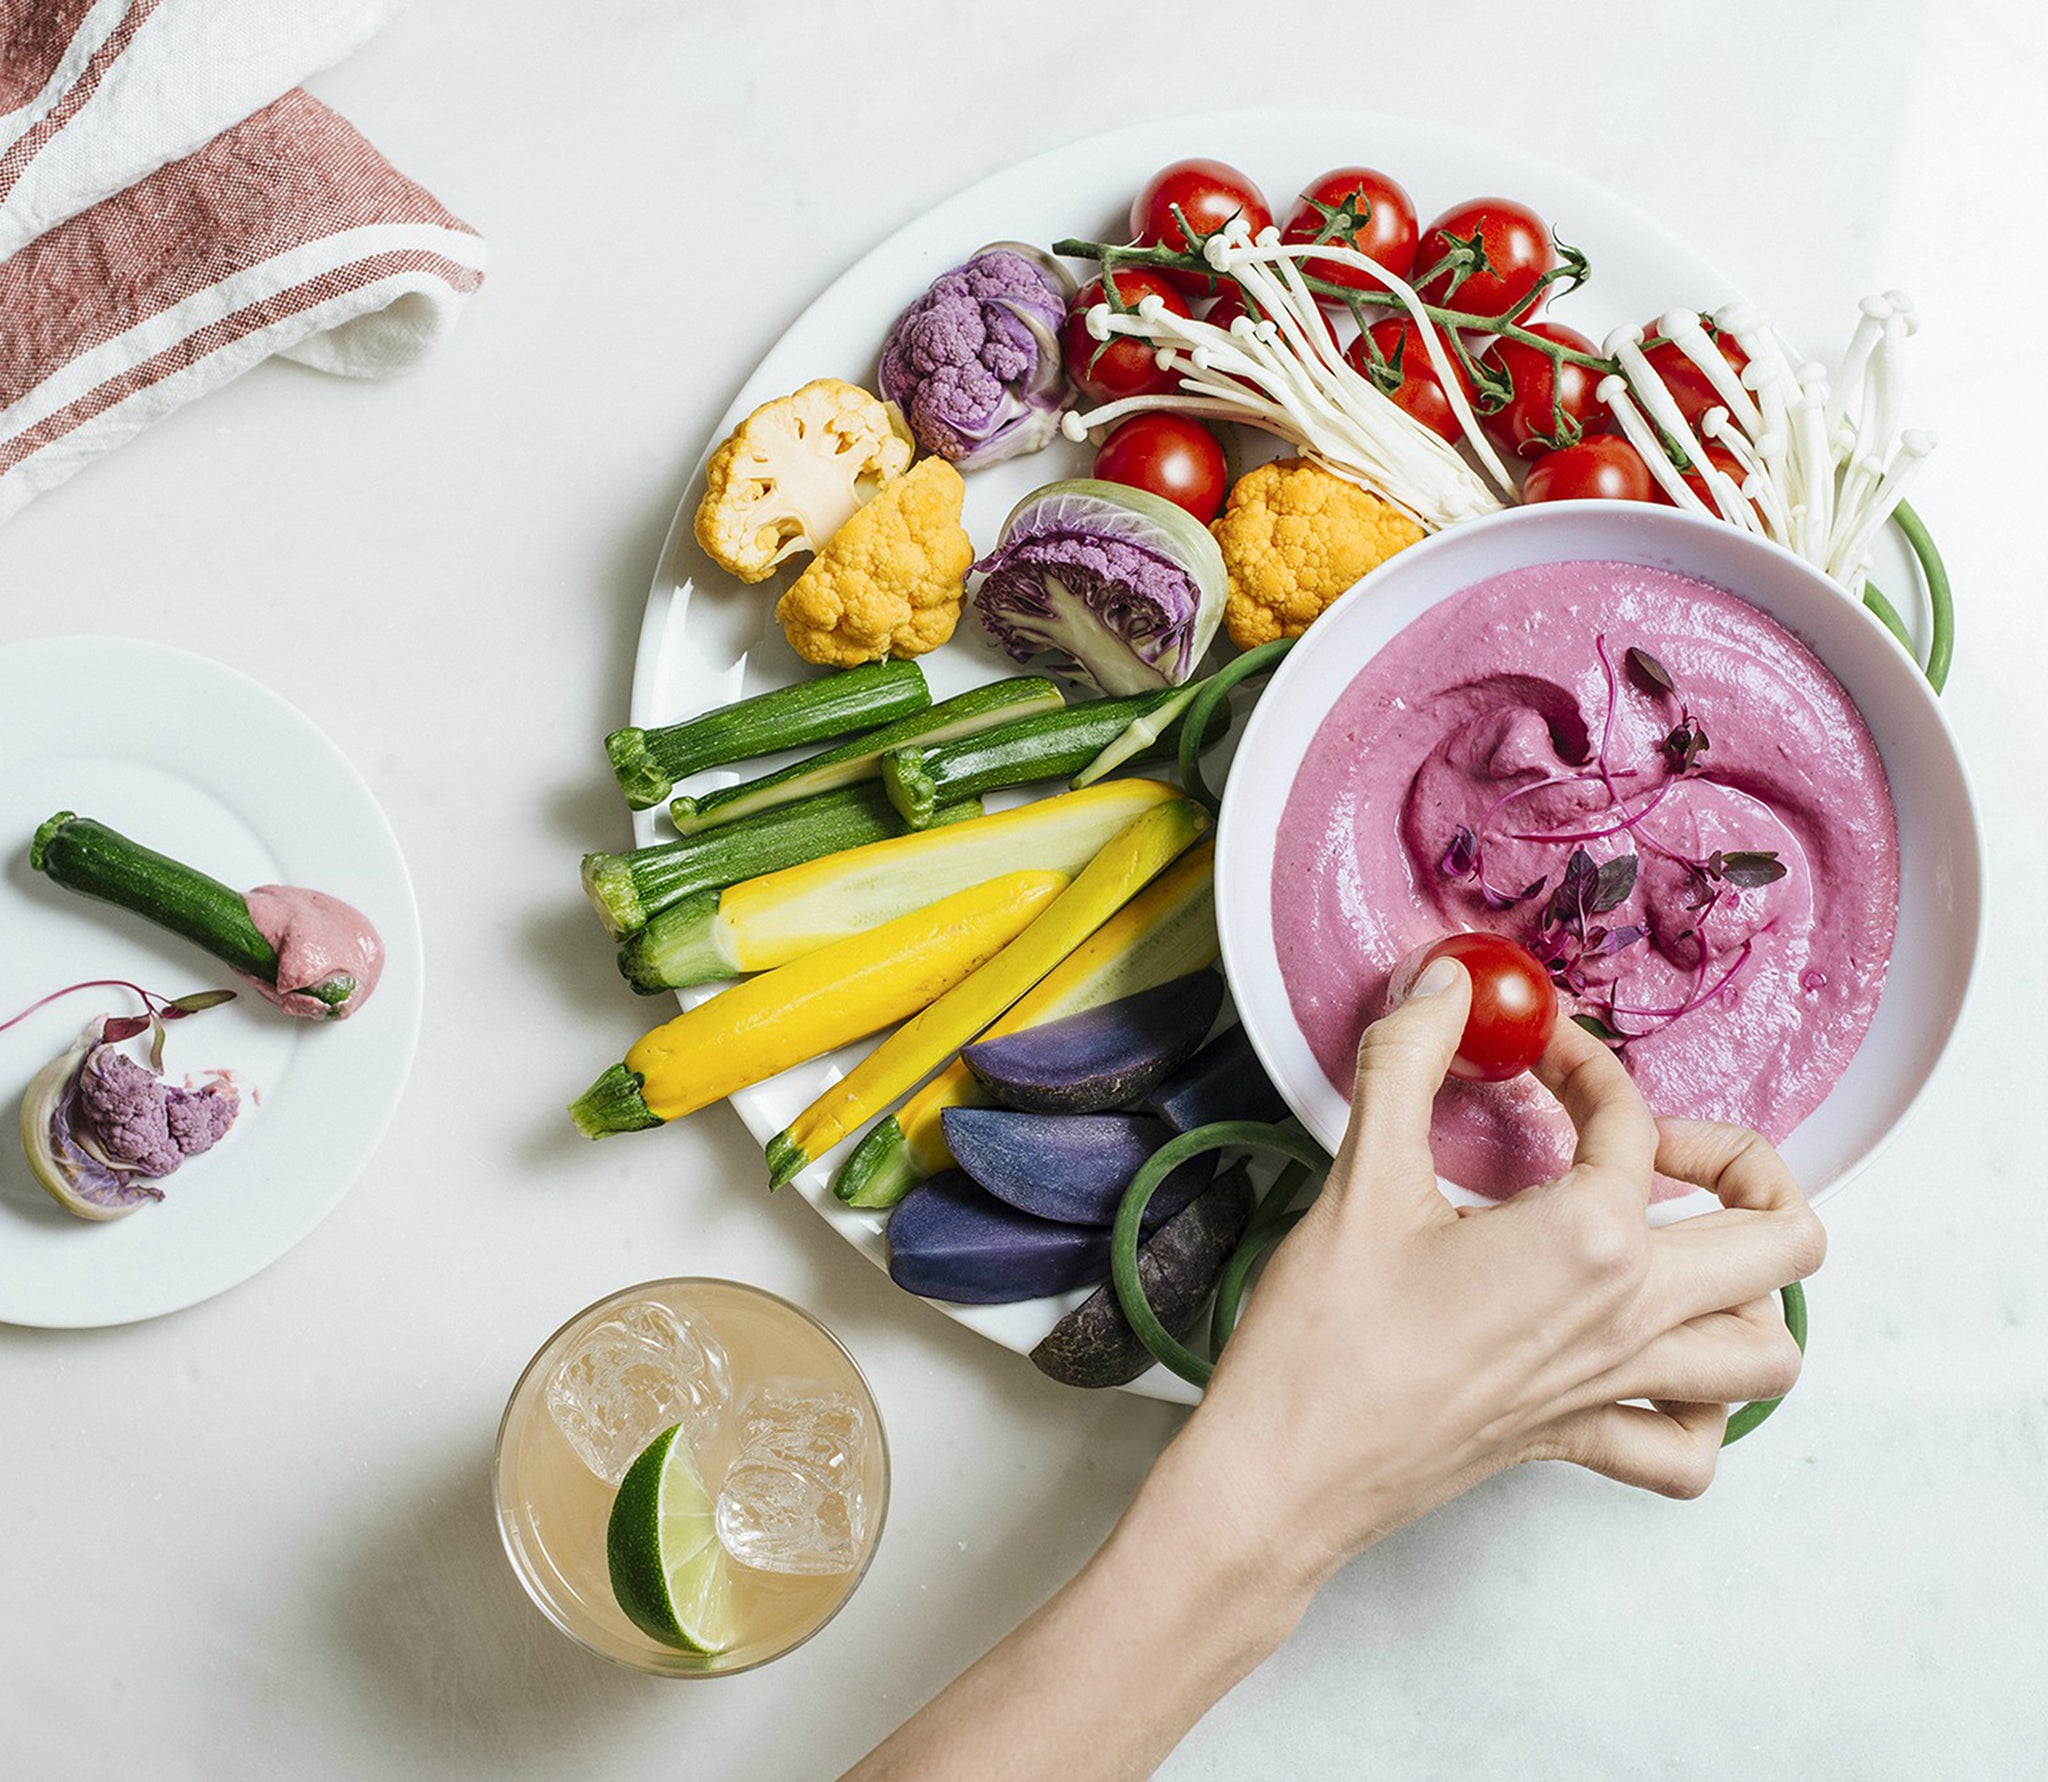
top-left (1271, 558), bottom-right (1898, 1199)
top-left (243, 886), bottom-right (385, 1019)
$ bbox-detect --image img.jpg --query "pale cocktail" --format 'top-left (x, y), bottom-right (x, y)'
top-left (495, 1277), bottom-right (888, 1675)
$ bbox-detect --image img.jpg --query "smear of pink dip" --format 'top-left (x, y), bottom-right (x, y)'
top-left (242, 886), bottom-right (385, 1020)
top-left (1271, 559), bottom-right (1898, 1200)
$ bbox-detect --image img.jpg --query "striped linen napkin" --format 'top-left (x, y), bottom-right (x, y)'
top-left (0, 0), bottom-right (486, 522)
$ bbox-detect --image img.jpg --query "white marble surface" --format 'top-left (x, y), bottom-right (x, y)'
top-left (2, 1), bottom-right (2043, 1775)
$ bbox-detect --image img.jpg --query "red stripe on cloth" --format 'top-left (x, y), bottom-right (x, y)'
top-left (0, 247), bottom-right (484, 477)
top-left (0, 89), bottom-right (480, 403)
top-left (0, 0), bottom-right (100, 115)
top-left (0, 0), bottom-right (159, 202)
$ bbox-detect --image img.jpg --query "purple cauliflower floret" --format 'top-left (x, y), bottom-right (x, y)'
top-left (878, 245), bottom-right (1072, 470)
top-left (74, 1044), bottom-right (238, 1179)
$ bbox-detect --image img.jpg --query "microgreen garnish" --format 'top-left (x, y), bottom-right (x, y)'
top-left (1663, 711), bottom-right (1711, 773)
top-left (1625, 647), bottom-right (1675, 695)
top-left (1430, 635), bottom-right (1793, 1047)
top-left (2, 979), bottom-right (236, 1072)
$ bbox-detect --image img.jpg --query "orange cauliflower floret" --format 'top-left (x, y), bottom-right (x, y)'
top-left (775, 458), bottom-right (973, 666)
top-left (1210, 458), bottom-right (1426, 650)
top-left (695, 378), bottom-right (914, 583)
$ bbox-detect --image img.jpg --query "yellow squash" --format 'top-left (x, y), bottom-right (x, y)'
top-left (767, 800), bottom-right (1209, 1187)
top-left (896, 839), bottom-right (1218, 1177)
top-left (701, 778), bottom-right (1177, 979)
top-left (592, 870), bottom-right (1066, 1128)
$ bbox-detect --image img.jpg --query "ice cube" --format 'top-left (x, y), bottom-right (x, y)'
top-left (714, 1380), bottom-right (868, 1576)
top-left (545, 1300), bottom-right (731, 1485)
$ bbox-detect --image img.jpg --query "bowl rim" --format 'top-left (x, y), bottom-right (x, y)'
top-left (1214, 499), bottom-right (1985, 1220)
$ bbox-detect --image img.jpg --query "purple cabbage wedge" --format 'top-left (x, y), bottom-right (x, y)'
top-left (878, 242), bottom-right (1073, 470)
top-left (19, 1022), bottom-right (239, 1220)
top-left (972, 479), bottom-right (1228, 695)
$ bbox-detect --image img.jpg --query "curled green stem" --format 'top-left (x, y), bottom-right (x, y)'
top-left (1110, 1121), bottom-right (1330, 1388)
top-left (1177, 636), bottom-right (1296, 813)
top-left (1894, 500), bottom-right (1951, 694)
top-left (1721, 1281), bottom-right (1808, 1446)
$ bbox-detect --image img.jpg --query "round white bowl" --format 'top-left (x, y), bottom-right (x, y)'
top-left (1215, 501), bottom-right (1983, 1223)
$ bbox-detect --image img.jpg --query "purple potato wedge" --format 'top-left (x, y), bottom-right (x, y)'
top-left (1030, 1166), bottom-right (1256, 1388)
top-left (960, 970), bottom-right (1224, 1114)
top-left (940, 1107), bottom-right (1215, 1229)
top-left (1140, 1024), bottom-right (1290, 1134)
top-left (886, 1170), bottom-right (1111, 1305)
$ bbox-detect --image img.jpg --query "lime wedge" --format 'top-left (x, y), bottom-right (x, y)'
top-left (605, 1423), bottom-right (739, 1654)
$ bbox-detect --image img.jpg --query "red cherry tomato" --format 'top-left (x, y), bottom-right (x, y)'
top-left (1522, 435), bottom-right (1660, 504)
top-left (1063, 270), bottom-right (1193, 404)
top-left (1093, 414), bottom-right (1230, 522)
top-left (1637, 317), bottom-right (1750, 425)
top-left (1670, 440), bottom-right (1748, 510)
top-left (1344, 317), bottom-right (1477, 442)
top-left (1477, 321), bottom-right (1611, 457)
top-left (1203, 282), bottom-right (1263, 330)
top-left (1129, 158), bottom-right (1273, 295)
top-left (1280, 166), bottom-right (1419, 296)
top-left (1418, 932), bottom-right (1558, 1083)
top-left (1414, 198), bottom-right (1556, 321)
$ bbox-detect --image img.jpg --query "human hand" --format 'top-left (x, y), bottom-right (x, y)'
top-left (1140, 954), bottom-right (1826, 1593)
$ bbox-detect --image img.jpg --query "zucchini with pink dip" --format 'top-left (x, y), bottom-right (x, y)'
top-left (30, 812), bottom-right (384, 1019)
top-left (1271, 559), bottom-right (1897, 1199)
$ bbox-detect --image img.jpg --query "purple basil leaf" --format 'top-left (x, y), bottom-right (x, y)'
top-left (1590, 852), bottom-right (1640, 914)
top-left (1440, 825), bottom-right (1480, 880)
top-left (1718, 850), bottom-right (1788, 889)
top-left (1481, 876), bottom-right (1546, 911)
top-left (148, 1016), bottom-right (167, 1075)
top-left (1600, 923), bottom-right (1647, 955)
top-left (99, 1014), bottom-right (150, 1043)
top-left (1573, 1011), bottom-right (1626, 1043)
top-left (1625, 647), bottom-right (1675, 695)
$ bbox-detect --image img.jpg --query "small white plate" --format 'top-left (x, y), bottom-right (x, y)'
top-left (1215, 503), bottom-right (1984, 1224)
top-left (0, 636), bottom-right (423, 1327)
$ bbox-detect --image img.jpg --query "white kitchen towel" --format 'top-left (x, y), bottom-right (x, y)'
top-left (0, 0), bottom-right (486, 522)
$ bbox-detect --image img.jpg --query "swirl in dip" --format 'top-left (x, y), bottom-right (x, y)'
top-left (1272, 558), bottom-right (1898, 1198)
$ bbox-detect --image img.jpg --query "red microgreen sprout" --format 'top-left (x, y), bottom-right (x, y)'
top-left (3, 980), bottom-right (236, 1073)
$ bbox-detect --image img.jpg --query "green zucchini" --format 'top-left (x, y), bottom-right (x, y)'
top-left (613, 796), bottom-right (984, 992)
top-left (669, 677), bottom-right (1064, 835)
top-left (882, 690), bottom-right (1227, 828)
top-left (605, 660), bottom-right (930, 810)
top-left (28, 810), bottom-right (378, 1018)
top-left (581, 784), bottom-right (973, 940)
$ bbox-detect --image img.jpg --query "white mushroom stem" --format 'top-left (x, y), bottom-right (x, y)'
top-left (1061, 223), bottom-right (1508, 530)
top-left (1602, 293), bottom-right (1933, 593)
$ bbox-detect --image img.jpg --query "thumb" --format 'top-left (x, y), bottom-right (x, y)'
top-left (1333, 955), bottom-right (1470, 1198)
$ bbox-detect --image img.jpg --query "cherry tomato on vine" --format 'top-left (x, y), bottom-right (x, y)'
top-left (1092, 413), bottom-right (1230, 522)
top-left (1344, 317), bottom-right (1477, 442)
top-left (1476, 321), bottom-right (1612, 457)
top-left (1413, 198), bottom-right (1556, 322)
top-left (1414, 932), bottom-right (1558, 1083)
top-left (1637, 317), bottom-right (1750, 425)
top-left (1203, 282), bottom-right (1262, 330)
top-left (1522, 435), bottom-right (1660, 505)
top-left (1063, 269), bottom-right (1193, 404)
top-left (1129, 158), bottom-right (1274, 295)
top-left (1670, 440), bottom-right (1748, 511)
top-left (1280, 166), bottom-right (1419, 296)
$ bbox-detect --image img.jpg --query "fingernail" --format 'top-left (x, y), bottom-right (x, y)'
top-left (1407, 957), bottom-right (1462, 1000)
